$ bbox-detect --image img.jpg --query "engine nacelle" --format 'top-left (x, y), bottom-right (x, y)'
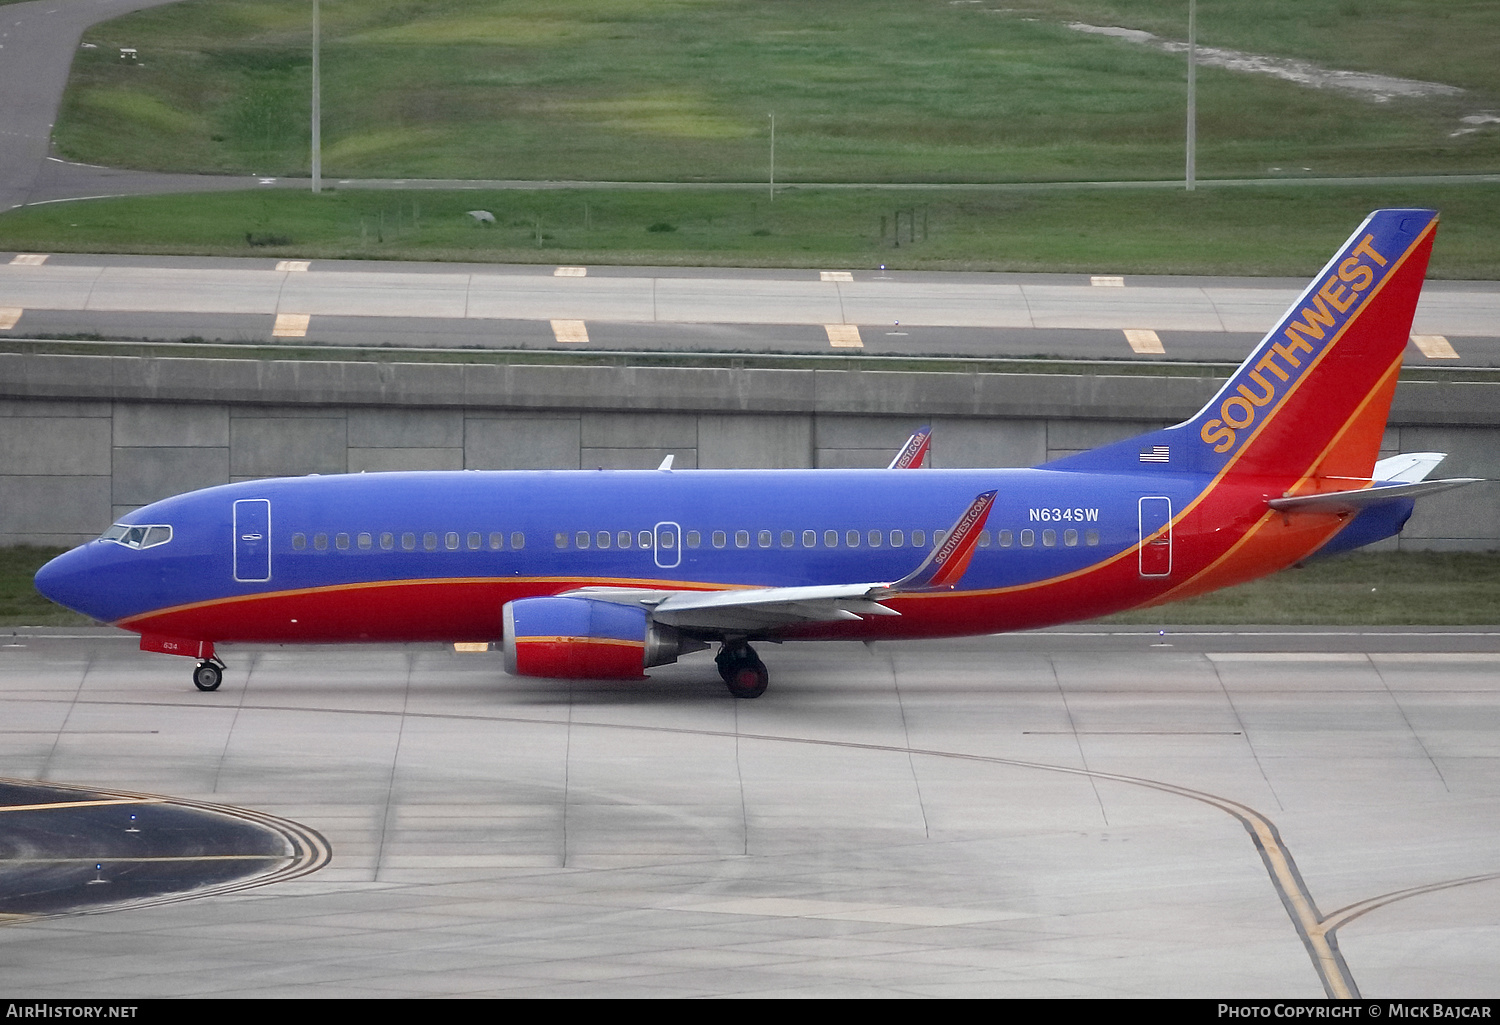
top-left (502, 596), bottom-right (705, 680)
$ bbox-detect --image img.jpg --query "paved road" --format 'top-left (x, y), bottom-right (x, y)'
top-left (3, 251), bottom-right (1497, 364)
top-left (1, 626), bottom-right (1497, 997)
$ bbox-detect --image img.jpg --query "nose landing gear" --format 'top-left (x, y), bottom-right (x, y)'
top-left (192, 658), bottom-right (226, 692)
top-left (716, 642), bottom-right (768, 699)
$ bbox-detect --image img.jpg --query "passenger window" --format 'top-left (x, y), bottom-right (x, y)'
top-left (336, 533), bottom-right (350, 550)
top-left (638, 531), bottom-right (652, 549)
top-left (999, 529), bottom-right (1013, 547)
top-left (402, 532), bottom-right (416, 550)
top-left (445, 532), bottom-right (459, 550)
top-left (978, 530), bottom-right (991, 549)
top-left (780, 530), bottom-right (794, 548)
top-left (757, 530), bottom-right (772, 548)
top-left (292, 533), bottom-right (307, 550)
top-left (1064, 529), bottom-right (1078, 547)
top-left (511, 532), bottom-right (525, 550)
top-left (735, 530), bottom-right (750, 548)
top-left (846, 530), bottom-right (860, 548)
top-left (913, 530), bottom-right (926, 547)
top-left (934, 530), bottom-right (948, 546)
top-left (555, 532), bottom-right (569, 549)
top-left (1086, 529), bottom-right (1100, 546)
top-left (824, 530), bottom-right (838, 548)
top-left (803, 530), bottom-right (817, 548)
top-left (1043, 529), bottom-right (1056, 547)
top-left (867, 530), bottom-right (882, 548)
top-left (314, 533), bottom-right (328, 551)
top-left (889, 529), bottom-right (904, 548)
top-left (575, 531), bottom-right (589, 549)
top-left (468, 532), bottom-right (482, 550)
top-left (686, 531), bottom-right (701, 548)
top-left (1020, 529), bottom-right (1035, 547)
top-left (713, 531), bottom-right (726, 549)
top-left (660, 530), bottom-right (676, 549)
top-left (489, 532), bottom-right (503, 550)
top-left (597, 531), bottom-right (611, 549)
top-left (423, 532), bottom-right (438, 551)
top-left (381, 532), bottom-right (394, 550)
top-left (618, 531), bottom-right (631, 549)
top-left (358, 532), bottom-right (373, 550)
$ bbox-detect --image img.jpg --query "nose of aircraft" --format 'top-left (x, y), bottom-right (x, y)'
top-left (34, 545), bottom-right (108, 621)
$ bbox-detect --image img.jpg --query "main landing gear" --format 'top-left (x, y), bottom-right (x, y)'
top-left (716, 642), bottom-right (768, 699)
top-left (192, 658), bottom-right (226, 692)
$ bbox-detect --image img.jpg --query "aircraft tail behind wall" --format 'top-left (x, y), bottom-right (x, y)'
top-left (1049, 209), bottom-right (1438, 484)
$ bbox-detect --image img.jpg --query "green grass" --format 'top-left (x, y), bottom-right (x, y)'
top-left (0, 548), bottom-right (95, 627)
top-left (1098, 552), bottom-right (1500, 626)
top-left (1, 545), bottom-right (1496, 628)
top-left (5, 182), bottom-right (1499, 276)
top-left (54, 0), bottom-right (1500, 184)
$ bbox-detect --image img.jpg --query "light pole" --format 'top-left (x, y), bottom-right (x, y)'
top-left (311, 0), bottom-right (321, 194)
top-left (1185, 0), bottom-right (1196, 191)
top-left (768, 112), bottom-right (775, 200)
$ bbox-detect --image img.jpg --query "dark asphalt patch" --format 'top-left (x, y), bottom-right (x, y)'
top-left (0, 779), bottom-right (329, 918)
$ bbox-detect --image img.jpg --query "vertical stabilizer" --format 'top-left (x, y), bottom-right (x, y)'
top-left (1047, 209), bottom-right (1438, 484)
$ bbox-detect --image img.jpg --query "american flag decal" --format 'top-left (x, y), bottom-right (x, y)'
top-left (1139, 445), bottom-right (1170, 463)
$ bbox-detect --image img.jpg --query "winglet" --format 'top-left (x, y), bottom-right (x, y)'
top-left (888, 426), bottom-right (932, 469)
top-left (886, 490), bottom-right (997, 592)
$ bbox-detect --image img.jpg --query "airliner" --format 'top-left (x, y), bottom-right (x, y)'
top-left (34, 209), bottom-right (1478, 698)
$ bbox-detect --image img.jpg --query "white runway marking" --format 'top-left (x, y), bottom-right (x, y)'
top-left (271, 313), bottom-right (310, 338)
top-left (1411, 333), bottom-right (1460, 359)
top-left (1124, 328), bottom-right (1164, 353)
top-left (551, 319), bottom-right (589, 343)
top-left (825, 323), bottom-right (863, 348)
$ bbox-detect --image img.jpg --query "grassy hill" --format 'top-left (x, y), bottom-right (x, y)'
top-left (55, 0), bottom-right (1500, 183)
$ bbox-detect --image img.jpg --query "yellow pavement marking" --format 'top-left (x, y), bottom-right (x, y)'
top-left (0, 308), bottom-right (21, 330)
top-left (453, 642), bottom-right (490, 653)
top-left (275, 260), bottom-right (310, 272)
top-left (1090, 275), bottom-right (1124, 287)
top-left (820, 271), bottom-right (853, 282)
top-left (0, 797), bottom-right (163, 813)
top-left (554, 266), bottom-right (587, 277)
top-left (551, 319), bottom-right (589, 343)
top-left (1124, 328), bottom-right (1165, 354)
top-left (272, 313), bottom-right (310, 338)
top-left (825, 324), bottom-right (863, 348)
top-left (1410, 334), bottom-right (1459, 359)
top-left (9, 253), bottom-right (47, 266)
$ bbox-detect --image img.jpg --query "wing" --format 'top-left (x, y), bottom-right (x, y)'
top-left (561, 490), bottom-right (997, 634)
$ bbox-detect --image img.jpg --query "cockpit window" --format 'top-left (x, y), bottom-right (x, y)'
top-left (100, 523), bottom-right (173, 549)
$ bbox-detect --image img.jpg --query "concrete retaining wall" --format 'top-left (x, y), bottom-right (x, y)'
top-left (1, 351), bottom-right (1495, 549)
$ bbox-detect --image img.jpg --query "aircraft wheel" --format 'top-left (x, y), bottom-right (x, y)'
top-left (724, 662), bottom-right (768, 699)
top-left (193, 661), bottom-right (223, 692)
top-left (717, 644), bottom-right (768, 699)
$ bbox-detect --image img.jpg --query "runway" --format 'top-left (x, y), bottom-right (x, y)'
top-left (1, 626), bottom-right (1497, 997)
top-left (4, 253), bottom-right (1499, 365)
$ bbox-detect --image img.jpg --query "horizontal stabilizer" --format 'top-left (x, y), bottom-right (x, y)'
top-left (1268, 478), bottom-right (1482, 514)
